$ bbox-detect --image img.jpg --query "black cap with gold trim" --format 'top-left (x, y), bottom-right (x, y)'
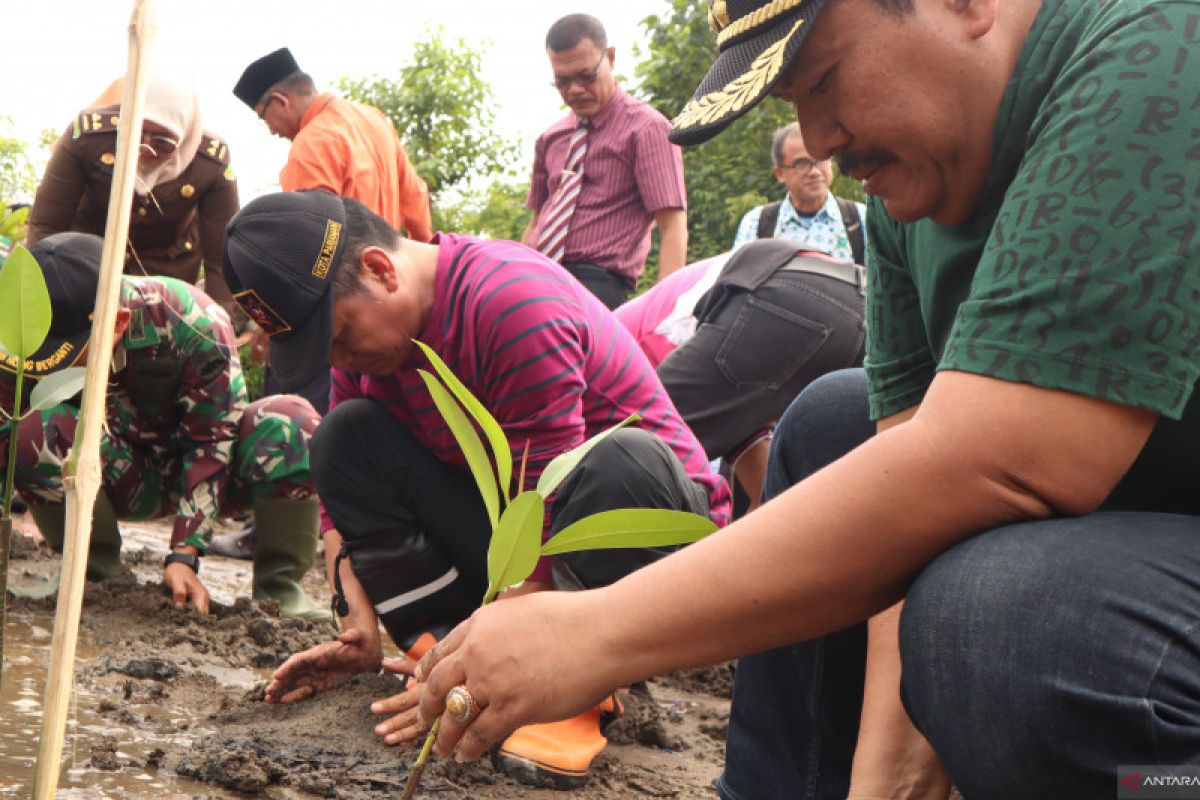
top-left (0, 232), bottom-right (100, 380)
top-left (669, 0), bottom-right (827, 146)
top-left (222, 190), bottom-right (347, 393)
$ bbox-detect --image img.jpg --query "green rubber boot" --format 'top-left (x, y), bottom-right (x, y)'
top-left (251, 497), bottom-right (330, 621)
top-left (30, 492), bottom-right (123, 581)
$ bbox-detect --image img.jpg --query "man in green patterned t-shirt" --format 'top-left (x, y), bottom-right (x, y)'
top-left (402, 0), bottom-right (1200, 796)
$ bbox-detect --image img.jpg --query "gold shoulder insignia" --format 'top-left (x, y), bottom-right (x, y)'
top-left (198, 135), bottom-right (230, 165)
top-left (76, 110), bottom-right (118, 135)
top-left (672, 18), bottom-right (804, 133)
top-left (180, 184), bottom-right (195, 198)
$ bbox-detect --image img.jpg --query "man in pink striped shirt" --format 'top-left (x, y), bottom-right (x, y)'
top-left (223, 190), bottom-right (728, 789)
top-left (521, 14), bottom-right (689, 309)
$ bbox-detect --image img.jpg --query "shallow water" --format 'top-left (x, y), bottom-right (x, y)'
top-left (1, 520), bottom-right (257, 798)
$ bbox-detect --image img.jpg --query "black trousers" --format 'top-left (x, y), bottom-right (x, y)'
top-left (311, 398), bottom-right (709, 640)
top-left (658, 270), bottom-right (865, 461)
top-left (563, 261), bottom-right (630, 310)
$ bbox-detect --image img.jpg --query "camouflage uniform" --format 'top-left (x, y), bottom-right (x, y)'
top-left (0, 276), bottom-right (317, 550)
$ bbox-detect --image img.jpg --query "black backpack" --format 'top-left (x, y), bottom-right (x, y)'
top-left (754, 196), bottom-right (865, 266)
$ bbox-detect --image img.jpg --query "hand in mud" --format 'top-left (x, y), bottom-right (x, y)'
top-left (371, 656), bottom-right (425, 746)
top-left (265, 626), bottom-right (383, 704)
top-left (163, 563), bottom-right (211, 614)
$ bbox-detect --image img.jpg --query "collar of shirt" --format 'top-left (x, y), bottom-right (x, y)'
top-left (778, 190), bottom-right (840, 230)
top-left (297, 92), bottom-right (336, 133)
top-left (574, 83), bottom-right (628, 132)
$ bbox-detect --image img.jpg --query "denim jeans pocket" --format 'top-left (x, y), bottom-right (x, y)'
top-left (715, 294), bottom-right (833, 390)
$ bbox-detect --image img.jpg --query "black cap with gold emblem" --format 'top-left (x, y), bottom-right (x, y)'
top-left (0, 233), bottom-right (101, 379)
top-left (668, 0), bottom-right (827, 146)
top-left (222, 190), bottom-right (347, 393)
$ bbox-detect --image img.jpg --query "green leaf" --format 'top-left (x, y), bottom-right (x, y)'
top-left (414, 340), bottom-right (513, 503)
top-left (483, 490), bottom-right (544, 604)
top-left (540, 508), bottom-right (717, 556)
top-left (417, 369), bottom-right (500, 528)
top-left (27, 367), bottom-right (87, 413)
top-left (0, 245), bottom-right (51, 360)
top-left (535, 415), bottom-right (640, 498)
top-left (0, 205), bottom-right (29, 239)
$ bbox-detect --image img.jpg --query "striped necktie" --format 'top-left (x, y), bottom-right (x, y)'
top-left (536, 120), bottom-right (589, 263)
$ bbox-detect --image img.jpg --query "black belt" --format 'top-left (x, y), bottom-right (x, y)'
top-left (778, 256), bottom-right (866, 295)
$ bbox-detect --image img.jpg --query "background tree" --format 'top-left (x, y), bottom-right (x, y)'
top-left (634, 0), bottom-right (863, 283)
top-left (338, 28), bottom-right (522, 234)
top-left (0, 117), bottom-right (53, 206)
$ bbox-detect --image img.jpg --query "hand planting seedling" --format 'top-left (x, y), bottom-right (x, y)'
top-left (398, 340), bottom-right (716, 799)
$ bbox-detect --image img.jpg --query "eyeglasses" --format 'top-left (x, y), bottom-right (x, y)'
top-left (139, 131), bottom-right (179, 157)
top-left (257, 95), bottom-right (278, 121)
top-left (779, 157), bottom-right (825, 173)
top-left (550, 52), bottom-right (607, 91)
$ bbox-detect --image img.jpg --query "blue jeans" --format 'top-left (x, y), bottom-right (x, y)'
top-left (718, 369), bottom-right (1200, 800)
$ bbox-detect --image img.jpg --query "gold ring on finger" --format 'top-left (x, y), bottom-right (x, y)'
top-left (446, 685), bottom-right (481, 724)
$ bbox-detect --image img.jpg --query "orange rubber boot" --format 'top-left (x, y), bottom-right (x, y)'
top-left (495, 693), bottom-right (625, 789)
top-left (404, 631), bottom-right (439, 662)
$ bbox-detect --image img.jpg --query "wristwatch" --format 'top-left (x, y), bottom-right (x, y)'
top-left (164, 552), bottom-right (201, 574)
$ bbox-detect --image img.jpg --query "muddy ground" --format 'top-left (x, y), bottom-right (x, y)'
top-left (2, 517), bottom-right (731, 798)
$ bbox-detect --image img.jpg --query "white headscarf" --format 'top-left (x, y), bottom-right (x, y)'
top-left (134, 77), bottom-right (203, 196)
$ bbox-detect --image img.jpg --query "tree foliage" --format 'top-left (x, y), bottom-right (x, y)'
top-left (634, 0), bottom-right (863, 270)
top-left (337, 28), bottom-right (520, 232)
top-left (0, 116), bottom-right (42, 205)
top-left (449, 177), bottom-right (531, 243)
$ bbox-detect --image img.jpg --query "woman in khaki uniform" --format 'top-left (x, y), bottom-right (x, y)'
top-left (28, 77), bottom-right (241, 315)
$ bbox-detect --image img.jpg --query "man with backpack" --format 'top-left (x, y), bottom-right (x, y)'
top-left (732, 122), bottom-right (866, 265)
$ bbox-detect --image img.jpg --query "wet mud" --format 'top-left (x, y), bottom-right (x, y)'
top-left (2, 521), bottom-right (730, 798)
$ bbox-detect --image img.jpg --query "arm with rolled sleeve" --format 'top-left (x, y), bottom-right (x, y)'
top-left (632, 117), bottom-right (687, 279)
top-left (654, 208), bottom-right (688, 280)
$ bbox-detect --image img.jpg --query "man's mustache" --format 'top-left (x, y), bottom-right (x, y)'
top-left (836, 148), bottom-right (899, 176)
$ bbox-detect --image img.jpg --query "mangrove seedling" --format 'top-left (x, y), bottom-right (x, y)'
top-left (399, 340), bottom-right (717, 799)
top-left (0, 245), bottom-right (89, 683)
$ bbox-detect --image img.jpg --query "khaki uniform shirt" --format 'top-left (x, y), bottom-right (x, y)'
top-left (27, 104), bottom-right (240, 310)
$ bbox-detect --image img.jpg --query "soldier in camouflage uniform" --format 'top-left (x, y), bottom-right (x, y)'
top-left (0, 232), bottom-right (327, 620)
top-left (27, 77), bottom-right (241, 318)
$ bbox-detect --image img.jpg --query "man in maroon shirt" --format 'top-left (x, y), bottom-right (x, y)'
top-left (521, 14), bottom-right (689, 308)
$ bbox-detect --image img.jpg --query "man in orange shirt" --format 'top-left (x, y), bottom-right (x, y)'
top-left (233, 47), bottom-right (432, 242)
top-left (217, 48), bottom-right (433, 559)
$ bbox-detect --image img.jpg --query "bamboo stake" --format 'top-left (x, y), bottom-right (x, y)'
top-left (31, 1), bottom-right (157, 795)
